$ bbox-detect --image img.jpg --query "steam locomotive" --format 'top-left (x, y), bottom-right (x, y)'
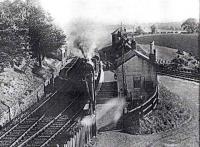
top-left (58, 55), bottom-right (102, 104)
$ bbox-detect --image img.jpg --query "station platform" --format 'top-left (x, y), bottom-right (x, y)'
top-left (96, 70), bottom-right (118, 104)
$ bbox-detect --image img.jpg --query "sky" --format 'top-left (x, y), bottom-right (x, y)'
top-left (40, 0), bottom-right (199, 26)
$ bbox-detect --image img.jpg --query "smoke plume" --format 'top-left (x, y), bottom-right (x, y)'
top-left (66, 19), bottom-right (99, 59)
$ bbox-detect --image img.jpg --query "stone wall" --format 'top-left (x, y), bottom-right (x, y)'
top-left (0, 56), bottom-right (70, 127)
top-left (0, 83), bottom-right (45, 127)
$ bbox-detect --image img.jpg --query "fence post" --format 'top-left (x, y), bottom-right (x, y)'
top-left (77, 129), bottom-right (81, 147)
top-left (70, 138), bottom-right (73, 147)
top-left (72, 137), bottom-right (75, 147)
top-left (74, 132), bottom-right (77, 147)
top-left (86, 125), bottom-right (89, 144)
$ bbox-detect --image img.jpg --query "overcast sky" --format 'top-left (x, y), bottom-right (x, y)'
top-left (40, 0), bottom-right (199, 26)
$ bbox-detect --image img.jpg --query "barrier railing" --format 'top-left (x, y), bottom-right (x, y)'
top-left (128, 86), bottom-right (158, 117)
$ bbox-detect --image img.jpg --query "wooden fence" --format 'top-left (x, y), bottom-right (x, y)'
top-left (128, 86), bottom-right (158, 117)
top-left (63, 115), bottom-right (96, 147)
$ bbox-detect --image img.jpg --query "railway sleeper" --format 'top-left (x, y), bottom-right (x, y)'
top-left (21, 116), bottom-right (40, 122)
top-left (56, 118), bottom-right (69, 122)
top-left (52, 121), bottom-right (66, 125)
top-left (41, 129), bottom-right (58, 135)
top-left (29, 137), bottom-right (48, 145)
top-left (0, 139), bottom-right (15, 145)
top-left (0, 141), bottom-right (13, 147)
top-left (14, 125), bottom-right (31, 130)
top-left (7, 129), bottom-right (25, 135)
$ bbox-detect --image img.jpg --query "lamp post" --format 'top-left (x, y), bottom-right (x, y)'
top-left (90, 71), bottom-right (97, 137)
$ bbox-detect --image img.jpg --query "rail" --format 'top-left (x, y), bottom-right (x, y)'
top-left (157, 70), bottom-right (200, 83)
top-left (157, 64), bottom-right (200, 82)
top-left (0, 58), bottom-right (79, 140)
top-left (0, 92), bottom-right (81, 147)
top-left (41, 108), bottom-right (82, 147)
top-left (17, 97), bottom-right (80, 147)
top-left (0, 57), bottom-right (97, 147)
top-left (10, 115), bottom-right (45, 147)
top-left (0, 90), bottom-right (58, 140)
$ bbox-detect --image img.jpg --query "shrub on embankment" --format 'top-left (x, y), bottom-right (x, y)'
top-left (139, 84), bottom-right (191, 135)
top-left (135, 34), bottom-right (198, 58)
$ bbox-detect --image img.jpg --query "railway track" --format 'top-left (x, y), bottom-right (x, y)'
top-left (0, 88), bottom-right (60, 146)
top-left (157, 72), bottom-right (200, 83)
top-left (0, 95), bottom-right (84, 147)
top-left (0, 57), bottom-right (86, 147)
top-left (0, 57), bottom-right (95, 147)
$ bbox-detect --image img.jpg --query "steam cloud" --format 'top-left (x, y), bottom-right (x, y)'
top-left (66, 19), bottom-right (99, 59)
top-left (81, 97), bottom-right (126, 127)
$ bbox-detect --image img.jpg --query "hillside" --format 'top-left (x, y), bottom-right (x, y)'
top-left (135, 34), bottom-right (199, 58)
top-left (136, 34), bottom-right (199, 57)
top-left (138, 44), bottom-right (178, 61)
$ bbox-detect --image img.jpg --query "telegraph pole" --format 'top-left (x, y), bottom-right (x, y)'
top-left (121, 33), bottom-right (127, 97)
top-left (122, 42), bottom-right (125, 96)
top-left (121, 35), bottom-right (127, 132)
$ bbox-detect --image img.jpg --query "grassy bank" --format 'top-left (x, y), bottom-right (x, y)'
top-left (139, 84), bottom-right (191, 134)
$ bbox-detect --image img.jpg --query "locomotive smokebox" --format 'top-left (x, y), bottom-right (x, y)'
top-left (59, 58), bottom-right (95, 102)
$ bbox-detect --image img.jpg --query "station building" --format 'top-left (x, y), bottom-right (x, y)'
top-left (99, 27), bottom-right (158, 112)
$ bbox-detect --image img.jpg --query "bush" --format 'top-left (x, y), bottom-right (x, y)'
top-left (138, 85), bottom-right (191, 135)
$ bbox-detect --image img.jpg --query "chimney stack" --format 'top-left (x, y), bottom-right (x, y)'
top-left (149, 41), bottom-right (156, 62)
top-left (150, 41), bottom-right (154, 54)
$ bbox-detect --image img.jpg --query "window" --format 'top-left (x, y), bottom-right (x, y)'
top-left (133, 77), bottom-right (141, 88)
top-left (145, 81), bottom-right (154, 92)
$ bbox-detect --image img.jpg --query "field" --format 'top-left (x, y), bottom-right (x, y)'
top-left (135, 34), bottom-right (199, 58)
top-left (138, 44), bottom-right (178, 61)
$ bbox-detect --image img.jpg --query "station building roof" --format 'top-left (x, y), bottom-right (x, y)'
top-left (115, 44), bottom-right (150, 67)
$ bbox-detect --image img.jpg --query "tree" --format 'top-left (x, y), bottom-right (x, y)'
top-left (181, 18), bottom-right (198, 33)
top-left (135, 26), bottom-right (144, 35)
top-left (0, 0), bottom-right (66, 68)
top-left (150, 24), bottom-right (157, 34)
top-left (26, 2), bottom-right (66, 66)
top-left (0, 0), bottom-right (30, 69)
